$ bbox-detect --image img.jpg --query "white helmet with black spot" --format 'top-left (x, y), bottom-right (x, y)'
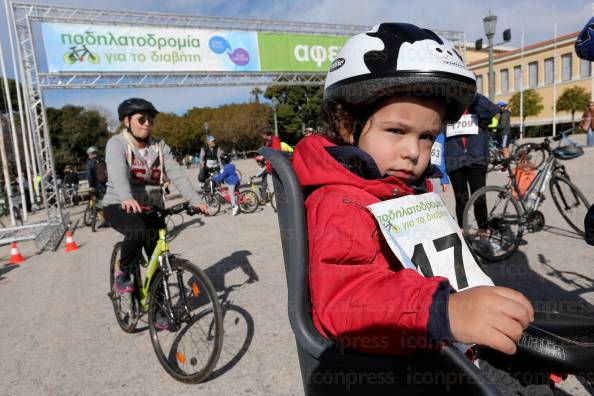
top-left (324, 23), bottom-right (476, 122)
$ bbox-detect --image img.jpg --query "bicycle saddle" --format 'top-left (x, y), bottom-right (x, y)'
top-left (481, 311), bottom-right (594, 376)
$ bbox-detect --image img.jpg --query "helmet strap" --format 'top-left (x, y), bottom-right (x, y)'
top-left (124, 116), bottom-right (150, 144)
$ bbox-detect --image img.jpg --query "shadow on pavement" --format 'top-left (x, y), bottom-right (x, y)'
top-left (167, 217), bottom-right (205, 242)
top-left (542, 225), bottom-right (584, 241)
top-left (202, 250), bottom-right (258, 380)
top-left (0, 263), bottom-right (19, 281)
top-left (483, 250), bottom-right (594, 316)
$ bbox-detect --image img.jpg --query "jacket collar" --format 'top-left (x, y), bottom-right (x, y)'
top-left (292, 135), bottom-right (419, 200)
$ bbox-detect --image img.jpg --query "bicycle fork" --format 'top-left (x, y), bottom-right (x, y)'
top-left (158, 254), bottom-right (192, 325)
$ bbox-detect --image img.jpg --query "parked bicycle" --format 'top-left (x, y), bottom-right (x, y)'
top-left (62, 183), bottom-right (80, 207)
top-left (464, 128), bottom-right (590, 261)
top-left (107, 202), bottom-right (223, 383)
top-left (488, 137), bottom-right (546, 172)
top-left (200, 177), bottom-right (259, 216)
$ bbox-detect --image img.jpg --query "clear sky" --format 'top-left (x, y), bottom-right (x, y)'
top-left (1, 0), bottom-right (591, 121)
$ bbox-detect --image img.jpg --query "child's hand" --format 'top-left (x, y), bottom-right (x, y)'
top-left (448, 286), bottom-right (534, 355)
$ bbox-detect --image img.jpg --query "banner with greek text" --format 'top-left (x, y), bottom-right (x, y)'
top-left (257, 33), bottom-right (348, 72)
top-left (40, 22), bottom-right (350, 73)
top-left (40, 22), bottom-right (261, 72)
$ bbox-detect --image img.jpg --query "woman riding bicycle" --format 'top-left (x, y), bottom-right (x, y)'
top-left (103, 98), bottom-right (208, 306)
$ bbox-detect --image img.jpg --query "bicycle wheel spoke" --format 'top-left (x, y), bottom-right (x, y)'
top-left (148, 259), bottom-right (223, 383)
top-left (551, 177), bottom-right (589, 235)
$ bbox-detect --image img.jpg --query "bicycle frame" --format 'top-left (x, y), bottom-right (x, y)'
top-left (510, 152), bottom-right (556, 214)
top-left (137, 228), bottom-right (171, 310)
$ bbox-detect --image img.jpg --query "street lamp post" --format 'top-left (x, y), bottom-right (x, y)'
top-left (271, 97), bottom-right (279, 137)
top-left (203, 121), bottom-right (209, 145)
top-left (483, 12), bottom-right (497, 101)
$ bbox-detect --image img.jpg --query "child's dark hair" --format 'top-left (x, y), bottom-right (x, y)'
top-left (319, 99), bottom-right (373, 145)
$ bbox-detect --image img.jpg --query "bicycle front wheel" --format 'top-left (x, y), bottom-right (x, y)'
top-left (463, 185), bottom-right (524, 262)
top-left (108, 242), bottom-right (140, 333)
top-left (203, 193), bottom-right (221, 216)
top-left (238, 190), bottom-right (259, 213)
top-left (148, 258), bottom-right (223, 384)
top-left (550, 176), bottom-right (590, 236)
top-left (91, 205), bottom-right (98, 232)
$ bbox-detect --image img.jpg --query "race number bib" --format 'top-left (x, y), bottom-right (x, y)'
top-left (430, 141), bottom-right (442, 166)
top-left (368, 193), bottom-right (493, 291)
top-left (446, 113), bottom-right (479, 138)
top-left (206, 159), bottom-right (219, 168)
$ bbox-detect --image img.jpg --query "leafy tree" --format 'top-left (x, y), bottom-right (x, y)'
top-left (249, 87), bottom-right (263, 104)
top-left (556, 86), bottom-right (590, 126)
top-left (509, 89), bottom-right (544, 122)
top-left (264, 85), bottom-right (323, 143)
top-left (46, 105), bottom-right (110, 170)
top-left (0, 78), bottom-right (21, 115)
top-left (154, 103), bottom-right (269, 155)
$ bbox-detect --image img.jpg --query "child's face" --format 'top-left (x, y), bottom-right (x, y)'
top-left (358, 97), bottom-right (445, 183)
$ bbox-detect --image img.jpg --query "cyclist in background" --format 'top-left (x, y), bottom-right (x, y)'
top-left (198, 135), bottom-right (224, 186)
top-left (86, 146), bottom-right (108, 228)
top-left (212, 153), bottom-right (241, 216)
top-left (497, 101), bottom-right (512, 159)
top-left (63, 165), bottom-right (79, 187)
top-left (103, 98), bottom-right (207, 330)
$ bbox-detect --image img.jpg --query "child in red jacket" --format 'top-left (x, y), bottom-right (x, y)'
top-left (292, 23), bottom-right (533, 363)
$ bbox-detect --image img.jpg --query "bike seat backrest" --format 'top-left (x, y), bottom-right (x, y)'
top-left (258, 146), bottom-right (502, 396)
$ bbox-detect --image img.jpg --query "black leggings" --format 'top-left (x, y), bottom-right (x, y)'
top-left (448, 166), bottom-right (488, 229)
top-left (104, 205), bottom-right (165, 276)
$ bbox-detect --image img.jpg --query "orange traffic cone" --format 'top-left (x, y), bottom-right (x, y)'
top-left (64, 231), bottom-right (79, 252)
top-left (9, 242), bottom-right (25, 265)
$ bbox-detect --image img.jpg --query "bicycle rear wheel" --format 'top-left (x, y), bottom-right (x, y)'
top-left (238, 190), bottom-right (259, 213)
top-left (108, 242), bottom-right (140, 333)
top-left (463, 185), bottom-right (524, 262)
top-left (148, 258), bottom-right (223, 383)
top-left (550, 176), bottom-right (590, 236)
top-left (83, 202), bottom-right (93, 226)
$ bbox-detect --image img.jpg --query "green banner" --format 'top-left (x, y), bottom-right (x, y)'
top-left (258, 33), bottom-right (349, 72)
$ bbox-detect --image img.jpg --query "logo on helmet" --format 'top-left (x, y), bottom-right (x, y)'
top-left (329, 57), bottom-right (346, 72)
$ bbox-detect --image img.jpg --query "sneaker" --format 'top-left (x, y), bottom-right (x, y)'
top-left (114, 272), bottom-right (134, 294)
top-left (155, 310), bottom-right (171, 330)
top-left (232, 206), bottom-right (239, 216)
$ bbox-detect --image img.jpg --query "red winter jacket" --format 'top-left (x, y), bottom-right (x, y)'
top-left (292, 135), bottom-right (452, 355)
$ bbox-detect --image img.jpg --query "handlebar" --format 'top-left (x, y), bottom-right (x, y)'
top-left (139, 202), bottom-right (199, 217)
top-left (552, 127), bottom-right (575, 141)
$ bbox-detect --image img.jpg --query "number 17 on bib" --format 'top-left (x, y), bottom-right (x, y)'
top-left (368, 192), bottom-right (493, 291)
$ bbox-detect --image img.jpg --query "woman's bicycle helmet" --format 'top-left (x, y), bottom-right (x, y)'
top-left (323, 23), bottom-right (477, 123)
top-left (117, 98), bottom-right (159, 121)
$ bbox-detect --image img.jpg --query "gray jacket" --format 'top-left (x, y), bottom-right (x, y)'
top-left (102, 131), bottom-right (202, 208)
